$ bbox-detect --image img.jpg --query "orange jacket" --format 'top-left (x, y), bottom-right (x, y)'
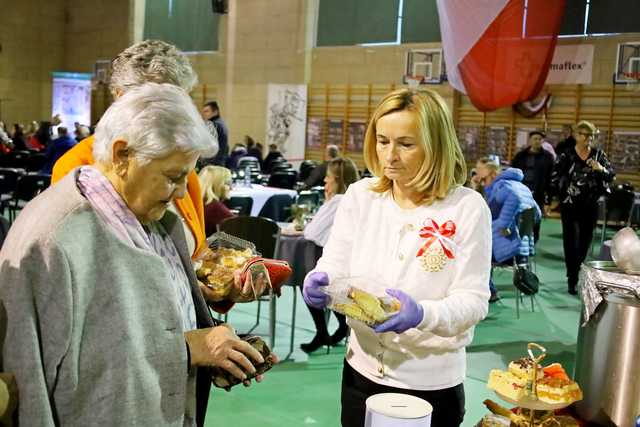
top-left (51, 136), bottom-right (207, 259)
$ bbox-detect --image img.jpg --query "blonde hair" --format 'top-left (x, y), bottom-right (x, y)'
top-left (199, 166), bottom-right (232, 204)
top-left (327, 157), bottom-right (360, 195)
top-left (576, 120), bottom-right (597, 137)
top-left (363, 88), bottom-right (466, 204)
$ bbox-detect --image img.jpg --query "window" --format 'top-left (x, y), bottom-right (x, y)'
top-left (316, 0), bottom-right (400, 46)
top-left (559, 0), bottom-right (640, 37)
top-left (144, 0), bottom-right (219, 52)
top-left (587, 0), bottom-right (640, 34)
top-left (401, 0), bottom-right (440, 43)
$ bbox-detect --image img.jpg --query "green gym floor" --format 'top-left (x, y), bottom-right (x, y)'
top-left (206, 218), bottom-right (585, 427)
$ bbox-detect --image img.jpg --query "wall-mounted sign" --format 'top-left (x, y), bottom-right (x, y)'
top-left (545, 45), bottom-right (594, 85)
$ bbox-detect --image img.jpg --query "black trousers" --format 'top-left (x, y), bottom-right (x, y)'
top-left (532, 193), bottom-right (545, 243)
top-left (560, 204), bottom-right (598, 289)
top-left (341, 360), bottom-right (465, 427)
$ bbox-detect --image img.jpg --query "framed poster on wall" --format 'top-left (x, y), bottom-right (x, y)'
top-left (306, 117), bottom-right (323, 149)
top-left (266, 84), bottom-right (307, 168)
top-left (347, 120), bottom-right (366, 152)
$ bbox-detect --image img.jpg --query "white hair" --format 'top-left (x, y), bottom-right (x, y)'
top-left (109, 40), bottom-right (198, 95)
top-left (93, 83), bottom-right (218, 164)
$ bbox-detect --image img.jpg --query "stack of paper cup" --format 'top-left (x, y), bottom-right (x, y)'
top-left (365, 393), bottom-right (433, 427)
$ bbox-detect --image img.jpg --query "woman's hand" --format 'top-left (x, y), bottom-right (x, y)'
top-left (373, 289), bottom-right (424, 334)
top-left (302, 272), bottom-right (330, 309)
top-left (228, 270), bottom-right (268, 303)
top-left (185, 325), bottom-right (264, 381)
top-left (587, 158), bottom-right (605, 172)
top-left (238, 353), bottom-right (279, 390)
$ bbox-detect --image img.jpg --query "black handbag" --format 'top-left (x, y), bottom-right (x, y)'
top-left (513, 267), bottom-right (539, 295)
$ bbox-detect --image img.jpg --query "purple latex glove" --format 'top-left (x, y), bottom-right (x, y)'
top-left (303, 272), bottom-right (330, 309)
top-left (373, 289), bottom-right (424, 334)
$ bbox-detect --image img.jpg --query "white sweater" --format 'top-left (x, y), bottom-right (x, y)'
top-left (303, 195), bottom-right (343, 247)
top-left (315, 178), bottom-right (492, 390)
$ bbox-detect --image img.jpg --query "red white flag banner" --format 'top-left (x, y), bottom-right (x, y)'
top-left (437, 0), bottom-right (565, 112)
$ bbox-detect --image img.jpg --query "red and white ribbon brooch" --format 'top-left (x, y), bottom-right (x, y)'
top-left (416, 218), bottom-right (457, 272)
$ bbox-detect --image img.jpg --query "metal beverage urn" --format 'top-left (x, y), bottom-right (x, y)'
top-left (574, 261), bottom-right (640, 427)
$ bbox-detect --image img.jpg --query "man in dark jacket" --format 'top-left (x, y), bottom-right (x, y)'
top-left (511, 130), bottom-right (554, 242)
top-left (555, 124), bottom-right (576, 155)
top-left (202, 101), bottom-right (228, 166)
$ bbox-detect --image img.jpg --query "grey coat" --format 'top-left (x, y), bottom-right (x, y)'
top-left (0, 171), bottom-right (215, 426)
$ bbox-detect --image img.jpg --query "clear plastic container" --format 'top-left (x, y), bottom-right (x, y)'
top-left (196, 232), bottom-right (259, 299)
top-left (322, 277), bottom-right (400, 326)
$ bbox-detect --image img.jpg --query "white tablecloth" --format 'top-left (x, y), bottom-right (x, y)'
top-left (230, 184), bottom-right (297, 216)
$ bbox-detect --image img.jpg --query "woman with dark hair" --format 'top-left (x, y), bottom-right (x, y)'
top-left (548, 120), bottom-right (614, 295)
top-left (300, 157), bottom-right (360, 353)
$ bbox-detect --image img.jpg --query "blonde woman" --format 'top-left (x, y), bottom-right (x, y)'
top-left (198, 165), bottom-right (235, 236)
top-left (548, 120), bottom-right (614, 294)
top-left (303, 88), bottom-right (491, 426)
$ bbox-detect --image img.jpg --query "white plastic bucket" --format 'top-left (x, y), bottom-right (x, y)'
top-left (364, 393), bottom-right (433, 427)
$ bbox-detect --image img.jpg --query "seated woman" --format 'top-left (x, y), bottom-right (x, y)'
top-left (300, 157), bottom-right (360, 353)
top-left (199, 165), bottom-right (236, 236)
top-left (473, 158), bottom-right (541, 301)
top-left (0, 83), bottom-right (270, 426)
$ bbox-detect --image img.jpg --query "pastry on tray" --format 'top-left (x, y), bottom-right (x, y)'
top-left (536, 376), bottom-right (583, 404)
top-left (542, 363), bottom-right (570, 381)
top-left (487, 369), bottom-right (528, 401)
top-left (508, 357), bottom-right (543, 380)
top-left (487, 357), bottom-right (583, 406)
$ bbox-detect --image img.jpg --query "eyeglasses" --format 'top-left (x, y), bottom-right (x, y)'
top-left (577, 132), bottom-right (592, 137)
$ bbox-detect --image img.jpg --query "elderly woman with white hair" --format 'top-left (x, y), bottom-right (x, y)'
top-left (0, 83), bottom-right (268, 426)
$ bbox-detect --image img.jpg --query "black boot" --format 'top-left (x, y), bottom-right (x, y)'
top-left (568, 278), bottom-right (578, 295)
top-left (300, 333), bottom-right (330, 354)
top-left (330, 312), bottom-right (348, 346)
top-left (300, 295), bottom-right (330, 354)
